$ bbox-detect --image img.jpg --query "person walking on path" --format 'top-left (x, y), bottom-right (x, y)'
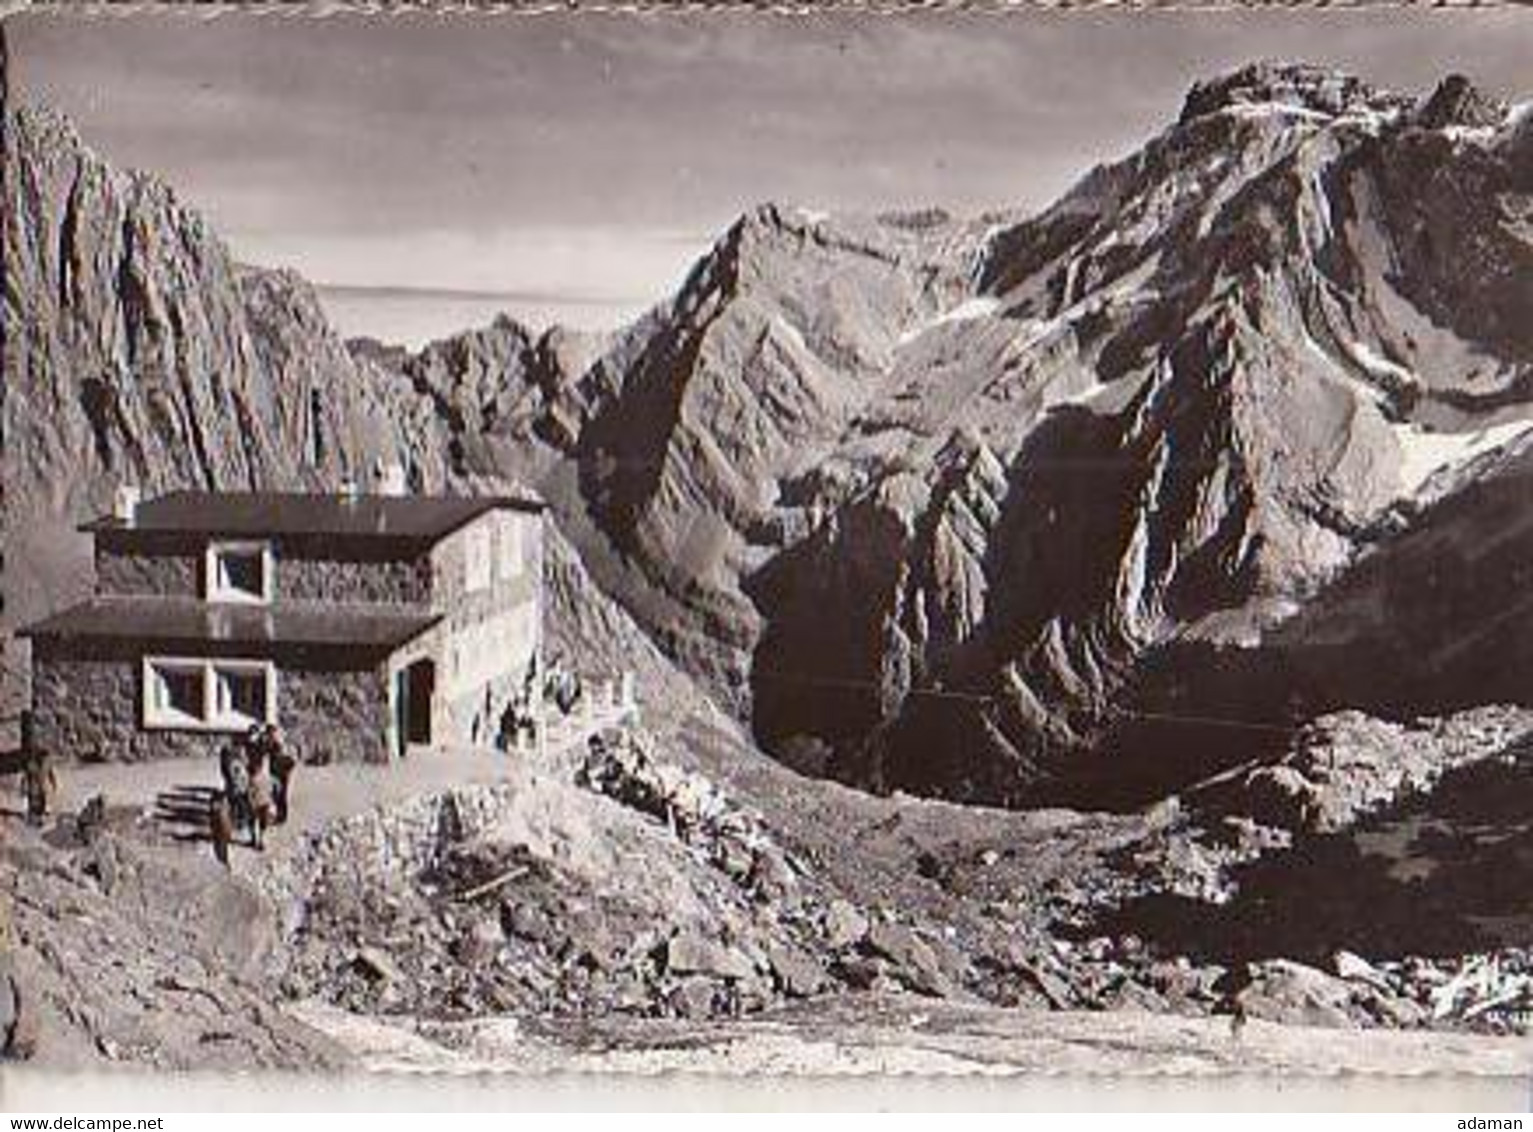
top-left (1214, 959), bottom-right (1254, 1045)
top-left (267, 726), bottom-right (296, 826)
top-left (219, 741), bottom-right (252, 843)
top-left (246, 761), bottom-right (275, 851)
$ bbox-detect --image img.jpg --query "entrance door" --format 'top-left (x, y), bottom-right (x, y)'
top-left (396, 659), bottom-right (435, 752)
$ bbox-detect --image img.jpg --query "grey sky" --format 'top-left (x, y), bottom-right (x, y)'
top-left (9, 11), bottom-right (1529, 344)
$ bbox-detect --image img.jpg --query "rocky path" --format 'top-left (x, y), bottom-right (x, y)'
top-left (288, 996), bottom-right (1533, 1078)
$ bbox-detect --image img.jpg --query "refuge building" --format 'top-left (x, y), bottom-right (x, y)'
top-left (20, 489), bottom-right (545, 763)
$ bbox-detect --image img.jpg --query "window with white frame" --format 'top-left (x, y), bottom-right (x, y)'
top-left (144, 660), bottom-right (206, 728)
top-left (213, 663), bottom-right (272, 729)
top-left (143, 657), bottom-right (276, 731)
top-left (205, 541), bottom-right (274, 604)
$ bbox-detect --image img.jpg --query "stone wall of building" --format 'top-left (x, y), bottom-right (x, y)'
top-left (279, 668), bottom-right (392, 764)
top-left (30, 648), bottom-right (199, 762)
top-left (29, 641), bottom-right (392, 765)
top-left (96, 542), bottom-right (433, 605)
top-left (58, 506), bottom-right (543, 761)
top-left (279, 555), bottom-right (431, 606)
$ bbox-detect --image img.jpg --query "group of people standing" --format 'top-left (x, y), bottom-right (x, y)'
top-left (209, 722), bottom-right (296, 866)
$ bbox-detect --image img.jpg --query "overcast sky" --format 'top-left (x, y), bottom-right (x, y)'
top-left (9, 11), bottom-right (1529, 345)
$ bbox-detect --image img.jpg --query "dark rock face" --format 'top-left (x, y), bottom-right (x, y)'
top-left (542, 66), bottom-right (1533, 804)
top-left (6, 104), bottom-right (416, 510)
top-left (11, 59), bottom-right (1533, 808)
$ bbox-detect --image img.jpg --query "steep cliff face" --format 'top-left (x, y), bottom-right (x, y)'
top-left (565, 205), bottom-right (1001, 701)
top-left (6, 106), bottom-right (418, 512)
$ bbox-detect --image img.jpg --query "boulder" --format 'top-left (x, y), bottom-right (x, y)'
top-left (766, 945), bottom-right (826, 998)
top-left (499, 899), bottom-right (558, 946)
top-left (1245, 959), bottom-right (1359, 1028)
top-left (665, 932), bottom-right (756, 982)
top-left (824, 899), bottom-right (869, 949)
top-left (450, 918), bottom-right (502, 966)
top-left (747, 848), bottom-right (797, 902)
top-left (1333, 949), bottom-right (1393, 992)
top-left (668, 977), bottom-right (720, 1020)
top-left (865, 921), bottom-right (948, 995)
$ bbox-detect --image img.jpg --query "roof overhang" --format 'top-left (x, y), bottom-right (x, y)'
top-left (20, 596), bottom-right (443, 659)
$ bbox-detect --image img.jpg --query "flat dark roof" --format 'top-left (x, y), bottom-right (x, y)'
top-left (82, 490), bottom-right (544, 542)
top-left (20, 596), bottom-right (442, 653)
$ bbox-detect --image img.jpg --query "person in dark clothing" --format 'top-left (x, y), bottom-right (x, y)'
top-left (21, 753), bottom-right (56, 827)
top-left (75, 793), bottom-right (106, 846)
top-left (218, 739), bottom-right (243, 784)
top-left (244, 723), bottom-right (269, 777)
top-left (1213, 960), bottom-right (1254, 1043)
top-left (495, 702), bottom-right (517, 753)
top-left (220, 742), bottom-right (252, 842)
top-left (267, 727), bottom-right (296, 825)
top-left (19, 714), bottom-right (57, 827)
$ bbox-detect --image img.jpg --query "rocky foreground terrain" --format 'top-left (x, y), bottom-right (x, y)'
top-left (6, 701), bottom-right (1533, 1069)
top-left (4, 29), bottom-right (1533, 1072)
top-left (4, 502), bottom-right (1532, 1068)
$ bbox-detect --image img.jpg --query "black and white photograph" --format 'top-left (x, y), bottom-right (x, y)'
top-left (1, 3), bottom-right (1532, 1100)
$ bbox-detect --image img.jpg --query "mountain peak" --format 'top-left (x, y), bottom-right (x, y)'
top-left (1415, 73), bottom-right (1506, 130)
top-left (1179, 61), bottom-right (1400, 125)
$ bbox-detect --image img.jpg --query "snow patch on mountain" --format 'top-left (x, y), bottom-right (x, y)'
top-left (1340, 339), bottom-right (1415, 386)
top-left (898, 297), bottom-right (1004, 345)
top-left (1393, 420), bottom-right (1533, 495)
